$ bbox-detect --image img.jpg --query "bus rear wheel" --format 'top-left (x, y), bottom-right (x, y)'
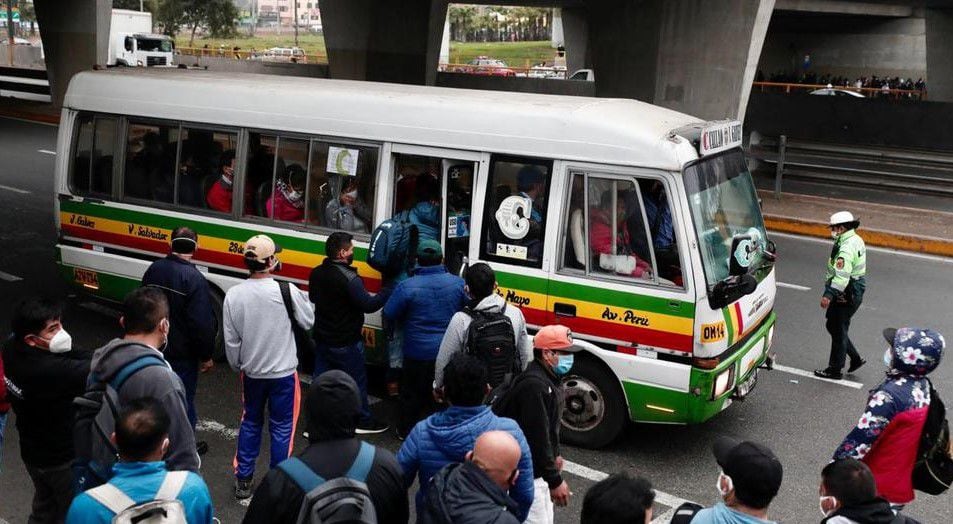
top-left (560, 355), bottom-right (628, 449)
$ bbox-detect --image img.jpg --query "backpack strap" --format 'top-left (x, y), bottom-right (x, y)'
top-left (345, 442), bottom-right (376, 483)
top-left (86, 483), bottom-right (136, 515)
top-left (109, 355), bottom-right (168, 392)
top-left (278, 457), bottom-right (326, 493)
top-left (277, 281), bottom-right (299, 330)
top-left (154, 471), bottom-right (189, 501)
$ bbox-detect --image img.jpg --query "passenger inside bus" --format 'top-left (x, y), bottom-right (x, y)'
top-left (325, 175), bottom-right (371, 233)
top-left (266, 164), bottom-right (307, 222)
top-left (393, 155), bottom-right (442, 242)
top-left (625, 180), bottom-right (681, 283)
top-left (590, 189), bottom-right (651, 279)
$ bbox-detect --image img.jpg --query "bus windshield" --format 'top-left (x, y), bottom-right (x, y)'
top-left (683, 150), bottom-right (766, 289)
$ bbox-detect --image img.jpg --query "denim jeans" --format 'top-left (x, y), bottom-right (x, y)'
top-left (169, 359), bottom-right (199, 429)
top-left (314, 340), bottom-right (372, 423)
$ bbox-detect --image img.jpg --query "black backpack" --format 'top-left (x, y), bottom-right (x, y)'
top-left (463, 305), bottom-right (519, 388)
top-left (278, 441), bottom-right (378, 524)
top-left (912, 381), bottom-right (953, 495)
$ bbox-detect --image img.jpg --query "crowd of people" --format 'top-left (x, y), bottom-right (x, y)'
top-left (756, 70), bottom-right (927, 94)
top-left (0, 222), bottom-right (946, 524)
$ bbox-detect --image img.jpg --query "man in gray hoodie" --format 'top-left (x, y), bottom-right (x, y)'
top-left (89, 287), bottom-right (199, 473)
top-left (433, 262), bottom-right (532, 391)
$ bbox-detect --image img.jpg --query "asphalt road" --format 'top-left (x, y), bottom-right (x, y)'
top-left (1, 117), bottom-right (951, 524)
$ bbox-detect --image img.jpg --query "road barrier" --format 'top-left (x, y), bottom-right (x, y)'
top-left (752, 81), bottom-right (926, 100)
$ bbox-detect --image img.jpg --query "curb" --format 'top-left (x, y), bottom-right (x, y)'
top-left (764, 215), bottom-right (953, 258)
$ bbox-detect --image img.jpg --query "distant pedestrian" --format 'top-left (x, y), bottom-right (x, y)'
top-left (243, 370), bottom-right (409, 523)
top-left (819, 458), bottom-right (921, 524)
top-left (141, 226), bottom-right (215, 455)
top-left (434, 262), bottom-right (532, 391)
top-left (2, 297), bottom-right (91, 523)
top-left (581, 472), bottom-right (655, 524)
top-left (66, 398), bottom-right (214, 524)
top-left (398, 353), bottom-right (534, 522)
top-left (309, 231), bottom-right (392, 434)
top-left (493, 325), bottom-right (578, 523)
top-left (691, 436), bottom-right (783, 524)
top-left (815, 211), bottom-right (867, 380)
top-left (423, 430), bottom-right (524, 524)
top-left (833, 327), bottom-right (944, 509)
top-left (224, 234), bottom-right (314, 499)
top-left (383, 239), bottom-right (466, 438)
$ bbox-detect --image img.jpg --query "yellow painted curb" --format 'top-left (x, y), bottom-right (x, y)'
top-left (765, 215), bottom-right (953, 258)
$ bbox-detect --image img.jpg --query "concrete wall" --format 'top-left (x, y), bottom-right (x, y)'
top-left (925, 9), bottom-right (953, 103)
top-left (759, 13), bottom-right (927, 80)
top-left (0, 44), bottom-right (46, 69)
top-left (181, 55), bottom-right (330, 78)
top-left (34, 0), bottom-right (109, 107)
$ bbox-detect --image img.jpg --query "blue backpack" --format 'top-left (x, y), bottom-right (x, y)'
top-left (278, 441), bottom-right (378, 524)
top-left (367, 210), bottom-right (418, 278)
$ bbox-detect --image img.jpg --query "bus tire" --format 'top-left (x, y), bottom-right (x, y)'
top-left (560, 354), bottom-right (627, 449)
top-left (209, 288), bottom-right (226, 362)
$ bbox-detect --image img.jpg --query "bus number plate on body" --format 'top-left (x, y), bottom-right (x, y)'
top-left (73, 268), bottom-right (100, 290)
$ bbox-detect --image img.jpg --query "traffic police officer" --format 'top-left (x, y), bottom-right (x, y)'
top-left (815, 211), bottom-right (867, 380)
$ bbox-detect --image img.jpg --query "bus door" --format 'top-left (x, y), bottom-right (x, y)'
top-left (389, 145), bottom-right (483, 275)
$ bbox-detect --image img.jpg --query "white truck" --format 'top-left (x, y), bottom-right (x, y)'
top-left (108, 9), bottom-right (175, 67)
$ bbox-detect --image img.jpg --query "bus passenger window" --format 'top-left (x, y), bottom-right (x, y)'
top-left (393, 154), bottom-right (441, 242)
top-left (630, 179), bottom-right (682, 285)
top-left (176, 127), bottom-right (236, 210)
top-left (70, 115), bottom-right (117, 197)
top-left (124, 121), bottom-right (177, 203)
top-left (244, 133), bottom-right (281, 218)
top-left (319, 143), bottom-right (377, 234)
top-left (266, 137), bottom-right (308, 223)
top-left (563, 173), bottom-right (586, 270)
top-left (480, 156), bottom-right (552, 268)
top-left (587, 178), bottom-right (652, 280)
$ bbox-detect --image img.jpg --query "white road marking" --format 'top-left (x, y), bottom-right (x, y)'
top-left (0, 184), bottom-right (30, 194)
top-left (774, 364), bottom-right (864, 389)
top-left (37, 149), bottom-right (56, 155)
top-left (777, 281), bottom-right (811, 291)
top-left (0, 270), bottom-right (23, 282)
top-left (562, 459), bottom-right (693, 523)
top-left (770, 231), bottom-right (953, 264)
top-left (196, 419), bottom-right (240, 440)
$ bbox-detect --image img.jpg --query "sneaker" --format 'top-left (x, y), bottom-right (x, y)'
top-left (195, 441), bottom-right (209, 456)
top-left (356, 419), bottom-right (390, 435)
top-left (234, 478), bottom-right (253, 500)
top-left (848, 358), bottom-right (867, 373)
top-left (814, 368), bottom-right (843, 380)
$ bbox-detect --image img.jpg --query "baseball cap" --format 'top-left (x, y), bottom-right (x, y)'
top-left (534, 325), bottom-right (579, 352)
top-left (417, 239), bottom-right (443, 258)
top-left (712, 436), bottom-right (783, 509)
top-left (243, 234), bottom-right (282, 263)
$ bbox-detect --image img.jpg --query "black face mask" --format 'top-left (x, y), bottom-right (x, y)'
top-left (345, 254), bottom-right (354, 266)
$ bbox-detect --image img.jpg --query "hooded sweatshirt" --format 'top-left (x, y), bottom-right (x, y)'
top-left (423, 461), bottom-right (520, 524)
top-left (833, 327), bottom-right (944, 504)
top-left (434, 294), bottom-right (533, 388)
top-left (90, 339), bottom-right (199, 472)
top-left (821, 497), bottom-right (922, 524)
top-left (397, 404), bottom-right (534, 522)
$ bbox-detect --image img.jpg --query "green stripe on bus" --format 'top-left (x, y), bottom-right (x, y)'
top-left (722, 306), bottom-right (735, 345)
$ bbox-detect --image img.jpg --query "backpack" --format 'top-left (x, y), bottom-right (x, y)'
top-left (367, 211), bottom-right (418, 277)
top-left (278, 441), bottom-right (378, 524)
top-left (73, 352), bottom-right (168, 493)
top-left (486, 369), bottom-right (547, 415)
top-left (279, 280), bottom-right (317, 376)
top-left (85, 470), bottom-right (189, 524)
top-left (668, 502), bottom-right (703, 524)
top-left (463, 305), bottom-right (519, 388)
top-left (912, 382), bottom-right (953, 495)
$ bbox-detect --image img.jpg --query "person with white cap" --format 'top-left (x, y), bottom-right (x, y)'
top-left (224, 234), bottom-right (314, 499)
top-left (815, 211), bottom-right (867, 380)
top-left (493, 325), bottom-right (579, 524)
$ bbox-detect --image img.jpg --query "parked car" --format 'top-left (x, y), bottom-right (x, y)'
top-left (568, 69), bottom-right (595, 82)
top-left (257, 47), bottom-right (307, 64)
top-left (809, 87), bottom-right (864, 98)
top-left (466, 56), bottom-right (515, 76)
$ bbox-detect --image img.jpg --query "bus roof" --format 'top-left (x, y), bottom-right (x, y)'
top-left (64, 69), bottom-right (704, 170)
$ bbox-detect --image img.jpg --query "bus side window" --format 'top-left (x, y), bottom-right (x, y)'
top-left (70, 115), bottom-right (117, 198)
top-left (176, 127), bottom-right (236, 210)
top-left (124, 121), bottom-right (178, 203)
top-left (633, 179), bottom-right (682, 286)
top-left (586, 177), bottom-right (652, 280)
top-left (266, 137), bottom-right (309, 223)
top-left (480, 156), bottom-right (552, 268)
top-left (244, 133), bottom-right (281, 218)
top-left (319, 142), bottom-right (377, 234)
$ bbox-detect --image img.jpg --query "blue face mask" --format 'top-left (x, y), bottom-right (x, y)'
top-left (554, 354), bottom-right (574, 376)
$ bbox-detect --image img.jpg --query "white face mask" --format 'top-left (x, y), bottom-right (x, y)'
top-left (883, 345), bottom-right (894, 368)
top-left (716, 472), bottom-right (733, 498)
top-left (830, 229), bottom-right (839, 239)
top-left (819, 495), bottom-right (837, 517)
top-left (47, 328), bottom-right (73, 353)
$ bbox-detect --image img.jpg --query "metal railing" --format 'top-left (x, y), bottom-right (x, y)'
top-left (752, 81), bottom-right (927, 101)
top-left (176, 46), bottom-right (328, 64)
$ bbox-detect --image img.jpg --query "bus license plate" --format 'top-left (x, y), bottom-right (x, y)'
top-left (74, 268), bottom-right (100, 290)
top-left (732, 369), bottom-right (758, 400)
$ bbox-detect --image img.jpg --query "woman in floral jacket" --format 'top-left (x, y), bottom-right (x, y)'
top-left (833, 326), bottom-right (945, 507)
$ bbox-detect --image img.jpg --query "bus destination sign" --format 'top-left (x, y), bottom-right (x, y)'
top-left (698, 120), bottom-right (742, 157)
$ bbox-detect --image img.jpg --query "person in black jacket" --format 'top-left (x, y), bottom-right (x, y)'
top-left (141, 226), bottom-right (215, 454)
top-left (424, 430), bottom-right (523, 524)
top-left (494, 324), bottom-right (578, 524)
top-left (2, 298), bottom-right (91, 523)
top-left (819, 459), bottom-right (922, 524)
top-left (309, 231), bottom-right (392, 434)
top-left (243, 370), bottom-right (408, 523)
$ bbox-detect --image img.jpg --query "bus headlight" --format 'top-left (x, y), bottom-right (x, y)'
top-left (712, 367), bottom-right (734, 399)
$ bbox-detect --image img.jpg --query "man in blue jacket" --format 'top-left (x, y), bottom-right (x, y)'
top-left (398, 353), bottom-right (534, 522)
top-left (383, 240), bottom-right (466, 438)
top-left (66, 398), bottom-right (213, 524)
top-left (141, 226), bottom-right (215, 454)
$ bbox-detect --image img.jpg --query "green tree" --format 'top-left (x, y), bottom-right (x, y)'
top-left (154, 0), bottom-right (237, 45)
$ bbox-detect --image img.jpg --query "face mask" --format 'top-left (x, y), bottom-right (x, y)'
top-left (345, 254), bottom-right (354, 266)
top-left (46, 328), bottom-right (73, 353)
top-left (830, 229), bottom-right (839, 239)
top-left (345, 189), bottom-right (358, 200)
top-left (883, 346), bottom-right (894, 368)
top-left (158, 319), bottom-right (170, 352)
top-left (554, 354), bottom-right (574, 376)
top-left (819, 496), bottom-right (837, 517)
top-left (716, 472), bottom-right (733, 498)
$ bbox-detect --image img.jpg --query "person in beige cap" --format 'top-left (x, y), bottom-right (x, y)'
top-left (493, 325), bottom-right (579, 524)
top-left (223, 234), bottom-right (314, 499)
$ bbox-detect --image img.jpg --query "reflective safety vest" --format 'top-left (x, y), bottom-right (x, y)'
top-left (826, 229), bottom-right (866, 296)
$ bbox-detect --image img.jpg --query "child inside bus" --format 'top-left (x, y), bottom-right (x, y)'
top-left (266, 164), bottom-right (306, 222)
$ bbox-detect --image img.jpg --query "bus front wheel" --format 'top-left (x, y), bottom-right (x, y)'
top-left (560, 355), bottom-right (628, 449)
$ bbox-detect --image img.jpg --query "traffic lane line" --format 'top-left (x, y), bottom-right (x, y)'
top-left (0, 184), bottom-right (31, 195)
top-left (37, 149), bottom-right (56, 155)
top-left (770, 231), bottom-right (953, 263)
top-left (777, 281), bottom-right (811, 291)
top-left (773, 364), bottom-right (864, 389)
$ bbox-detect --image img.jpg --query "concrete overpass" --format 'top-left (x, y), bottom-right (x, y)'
top-left (30, 0), bottom-right (953, 120)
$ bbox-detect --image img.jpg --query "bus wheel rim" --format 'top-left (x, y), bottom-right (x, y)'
top-left (561, 375), bottom-right (605, 432)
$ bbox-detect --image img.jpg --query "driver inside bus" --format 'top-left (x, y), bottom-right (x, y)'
top-left (590, 190), bottom-right (651, 279)
top-left (625, 181), bottom-right (681, 284)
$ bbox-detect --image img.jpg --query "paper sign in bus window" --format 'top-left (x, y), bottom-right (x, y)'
top-left (495, 243), bottom-right (528, 260)
top-left (327, 146), bottom-right (359, 176)
top-left (447, 214), bottom-right (470, 238)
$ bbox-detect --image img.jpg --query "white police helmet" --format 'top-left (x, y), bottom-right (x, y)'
top-left (829, 211), bottom-right (855, 226)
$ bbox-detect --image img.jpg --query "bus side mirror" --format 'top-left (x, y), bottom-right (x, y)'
top-left (709, 274), bottom-right (758, 310)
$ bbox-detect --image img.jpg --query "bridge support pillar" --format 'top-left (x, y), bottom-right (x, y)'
top-left (34, 0), bottom-right (109, 107)
top-left (926, 8), bottom-right (953, 103)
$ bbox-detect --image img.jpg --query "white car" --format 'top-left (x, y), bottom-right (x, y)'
top-left (809, 88), bottom-right (864, 98)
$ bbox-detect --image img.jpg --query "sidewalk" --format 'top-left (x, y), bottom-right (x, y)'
top-left (1, 97), bottom-right (950, 256)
